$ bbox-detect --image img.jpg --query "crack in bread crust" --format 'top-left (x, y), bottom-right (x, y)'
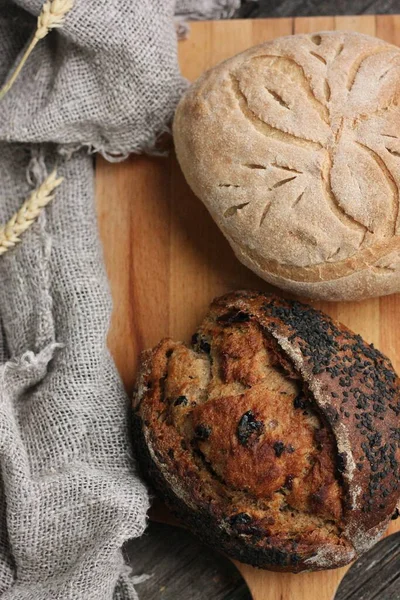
top-left (230, 73), bottom-right (323, 149)
top-left (249, 54), bottom-right (330, 124)
top-left (355, 142), bottom-right (399, 235)
top-left (346, 47), bottom-right (393, 91)
top-left (321, 152), bottom-right (367, 234)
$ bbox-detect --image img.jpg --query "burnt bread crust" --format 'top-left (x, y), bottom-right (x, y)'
top-left (132, 291), bottom-right (400, 571)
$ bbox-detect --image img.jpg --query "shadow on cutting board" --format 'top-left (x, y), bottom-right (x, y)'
top-left (126, 521), bottom-right (252, 600)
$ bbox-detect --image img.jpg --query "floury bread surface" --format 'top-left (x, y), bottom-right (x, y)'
top-left (133, 291), bottom-right (400, 572)
top-left (173, 31), bottom-right (400, 300)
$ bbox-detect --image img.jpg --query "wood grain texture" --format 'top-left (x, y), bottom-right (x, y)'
top-left (96, 14), bottom-right (400, 600)
top-left (335, 532), bottom-right (400, 600)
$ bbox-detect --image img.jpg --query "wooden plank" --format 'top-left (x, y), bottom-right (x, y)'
top-left (96, 15), bottom-right (400, 600)
top-left (96, 156), bottom-right (173, 389)
top-left (334, 14), bottom-right (377, 34)
top-left (335, 532), bottom-right (400, 600)
top-left (294, 16), bottom-right (336, 33)
top-left (251, 17), bottom-right (294, 44)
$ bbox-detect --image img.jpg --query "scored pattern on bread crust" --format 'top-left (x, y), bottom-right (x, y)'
top-left (173, 32), bottom-right (400, 298)
top-left (133, 292), bottom-right (400, 571)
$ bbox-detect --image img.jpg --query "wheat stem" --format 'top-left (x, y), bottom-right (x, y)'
top-left (0, 171), bottom-right (63, 256)
top-left (0, 0), bottom-right (74, 101)
top-left (0, 37), bottom-right (39, 101)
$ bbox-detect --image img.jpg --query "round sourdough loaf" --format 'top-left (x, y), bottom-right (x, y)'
top-left (173, 32), bottom-right (400, 301)
top-left (133, 291), bottom-right (400, 572)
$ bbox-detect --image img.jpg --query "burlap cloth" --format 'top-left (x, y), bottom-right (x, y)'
top-left (0, 0), bottom-right (240, 598)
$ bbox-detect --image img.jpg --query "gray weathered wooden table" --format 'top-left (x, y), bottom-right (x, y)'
top-left (128, 2), bottom-right (400, 598)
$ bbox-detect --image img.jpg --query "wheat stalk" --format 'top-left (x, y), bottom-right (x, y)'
top-left (0, 0), bottom-right (74, 101)
top-left (0, 171), bottom-right (63, 256)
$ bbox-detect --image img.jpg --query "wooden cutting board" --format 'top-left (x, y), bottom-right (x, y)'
top-left (96, 14), bottom-right (400, 600)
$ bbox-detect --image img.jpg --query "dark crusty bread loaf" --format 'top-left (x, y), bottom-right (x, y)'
top-left (132, 291), bottom-right (400, 572)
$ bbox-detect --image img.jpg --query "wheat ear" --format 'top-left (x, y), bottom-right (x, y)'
top-left (0, 171), bottom-right (63, 256)
top-left (0, 0), bottom-right (74, 101)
